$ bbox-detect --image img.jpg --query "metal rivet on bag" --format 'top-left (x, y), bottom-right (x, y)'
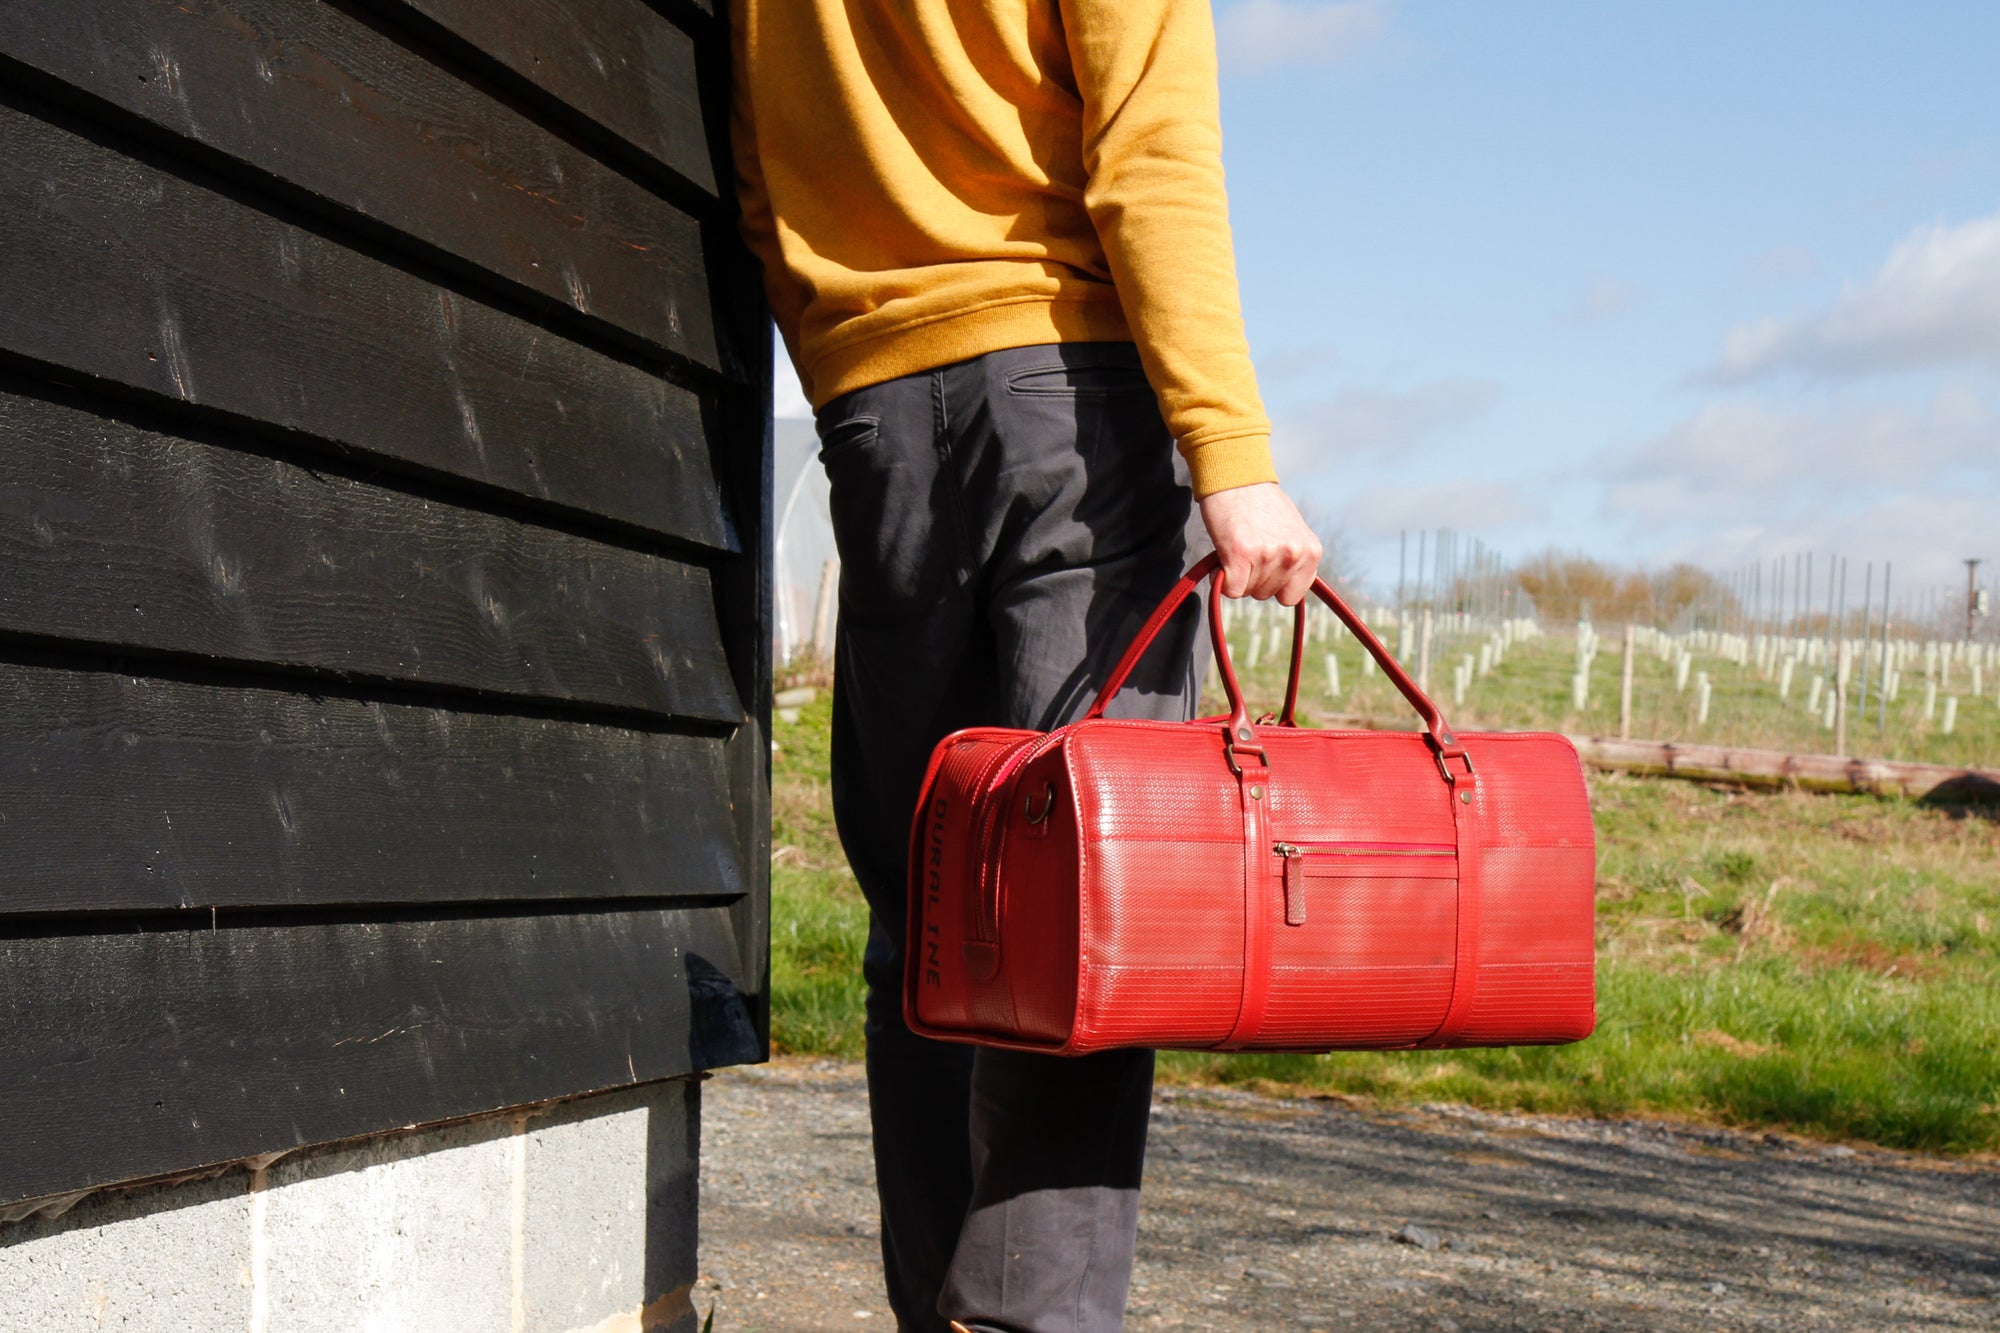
top-left (1238, 727), bottom-right (1254, 741)
top-left (1248, 785), bottom-right (1263, 800)
top-left (1459, 789), bottom-right (1473, 804)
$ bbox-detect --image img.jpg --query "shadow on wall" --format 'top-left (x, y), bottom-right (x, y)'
top-left (686, 952), bottom-right (761, 1072)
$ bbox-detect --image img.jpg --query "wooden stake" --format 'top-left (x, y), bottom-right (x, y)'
top-left (1619, 623), bottom-right (1635, 740)
top-left (1833, 642), bottom-right (1851, 754)
top-left (810, 557), bottom-right (840, 664)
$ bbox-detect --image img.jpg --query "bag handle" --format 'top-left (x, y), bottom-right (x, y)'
top-left (1084, 552), bottom-right (1469, 773)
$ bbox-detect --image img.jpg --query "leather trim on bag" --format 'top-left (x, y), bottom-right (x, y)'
top-left (1219, 749), bottom-right (1273, 1050)
top-left (1417, 759), bottom-right (1483, 1048)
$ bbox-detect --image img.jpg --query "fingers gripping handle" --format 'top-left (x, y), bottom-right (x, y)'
top-left (1082, 554), bottom-right (1463, 753)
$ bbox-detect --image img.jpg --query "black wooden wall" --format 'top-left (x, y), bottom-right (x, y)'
top-left (0, 0), bottom-right (770, 1207)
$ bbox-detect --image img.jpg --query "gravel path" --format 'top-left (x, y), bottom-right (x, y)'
top-left (697, 1059), bottom-right (1999, 1332)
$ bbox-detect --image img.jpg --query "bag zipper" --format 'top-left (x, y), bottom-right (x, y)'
top-left (1272, 841), bottom-right (1454, 858)
top-left (1270, 841), bottom-right (1454, 926)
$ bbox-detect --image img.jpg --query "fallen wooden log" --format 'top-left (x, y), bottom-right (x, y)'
top-left (1309, 712), bottom-right (2000, 802)
top-left (1564, 735), bottom-right (2000, 801)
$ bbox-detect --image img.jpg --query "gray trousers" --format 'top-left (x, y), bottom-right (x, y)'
top-left (816, 342), bottom-right (1202, 1333)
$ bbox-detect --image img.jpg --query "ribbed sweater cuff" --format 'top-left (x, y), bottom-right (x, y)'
top-left (1182, 430), bottom-right (1279, 499)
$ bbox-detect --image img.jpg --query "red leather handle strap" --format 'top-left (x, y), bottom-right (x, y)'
top-left (1087, 553), bottom-right (1224, 719)
top-left (1084, 554), bottom-right (1463, 756)
top-left (1298, 573), bottom-right (1458, 747)
top-left (1280, 599), bottom-right (1306, 725)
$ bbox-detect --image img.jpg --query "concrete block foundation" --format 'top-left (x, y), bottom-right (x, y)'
top-left (0, 1078), bottom-right (703, 1333)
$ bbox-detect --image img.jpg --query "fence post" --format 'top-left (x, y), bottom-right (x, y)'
top-left (1619, 622), bottom-right (1635, 740)
top-left (1834, 642), bottom-right (1850, 755)
top-left (810, 558), bottom-right (840, 665)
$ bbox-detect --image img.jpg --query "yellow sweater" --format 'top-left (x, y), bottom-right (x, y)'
top-left (729, 0), bottom-right (1276, 497)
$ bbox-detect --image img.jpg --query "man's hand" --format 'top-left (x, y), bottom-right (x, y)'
top-left (1197, 481), bottom-right (1323, 605)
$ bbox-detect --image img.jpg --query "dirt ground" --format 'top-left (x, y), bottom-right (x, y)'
top-left (696, 1058), bottom-right (1999, 1333)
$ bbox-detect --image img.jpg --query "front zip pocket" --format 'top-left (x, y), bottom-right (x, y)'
top-left (1271, 841), bottom-right (1455, 926)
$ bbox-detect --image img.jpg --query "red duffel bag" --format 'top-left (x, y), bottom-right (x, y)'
top-left (904, 552), bottom-right (1597, 1054)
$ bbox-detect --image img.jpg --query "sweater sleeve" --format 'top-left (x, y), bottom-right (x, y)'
top-left (1058, 0), bottom-right (1277, 497)
top-left (729, 4), bottom-right (811, 384)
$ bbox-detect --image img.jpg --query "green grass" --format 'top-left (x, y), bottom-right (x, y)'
top-left (1256, 612), bottom-right (2000, 770)
top-left (769, 690), bottom-right (870, 1060)
top-left (767, 681), bottom-right (2000, 1153)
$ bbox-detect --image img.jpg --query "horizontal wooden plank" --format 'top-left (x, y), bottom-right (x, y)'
top-left (0, 660), bottom-right (747, 916)
top-left (367, 0), bottom-right (716, 191)
top-left (0, 0), bottom-right (715, 361)
top-left (0, 98), bottom-right (730, 551)
top-left (0, 903), bottom-right (760, 1205)
top-left (0, 388), bottom-right (740, 723)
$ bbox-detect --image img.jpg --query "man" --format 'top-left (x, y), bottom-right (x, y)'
top-left (731, 3), bottom-right (1321, 1329)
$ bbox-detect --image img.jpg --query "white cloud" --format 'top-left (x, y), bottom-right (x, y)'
top-left (1746, 244), bottom-right (1818, 284)
top-left (1336, 479), bottom-right (1545, 539)
top-left (1254, 343), bottom-right (1343, 384)
top-left (1562, 277), bottom-right (1635, 325)
top-left (1595, 387), bottom-right (2000, 583)
top-left (1218, 0), bottom-right (1387, 72)
top-left (1643, 492), bottom-right (1998, 591)
top-left (1272, 378), bottom-right (1499, 474)
top-left (1715, 211), bottom-right (2000, 380)
top-left (1607, 388), bottom-right (1994, 514)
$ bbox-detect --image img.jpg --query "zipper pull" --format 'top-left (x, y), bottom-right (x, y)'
top-left (1274, 843), bottom-right (1307, 926)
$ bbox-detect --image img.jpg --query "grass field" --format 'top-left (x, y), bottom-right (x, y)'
top-left (1264, 607), bottom-right (2000, 770)
top-left (768, 683), bottom-right (2000, 1154)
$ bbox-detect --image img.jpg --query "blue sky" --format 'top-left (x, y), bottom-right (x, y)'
top-left (775, 1), bottom-right (2000, 599)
